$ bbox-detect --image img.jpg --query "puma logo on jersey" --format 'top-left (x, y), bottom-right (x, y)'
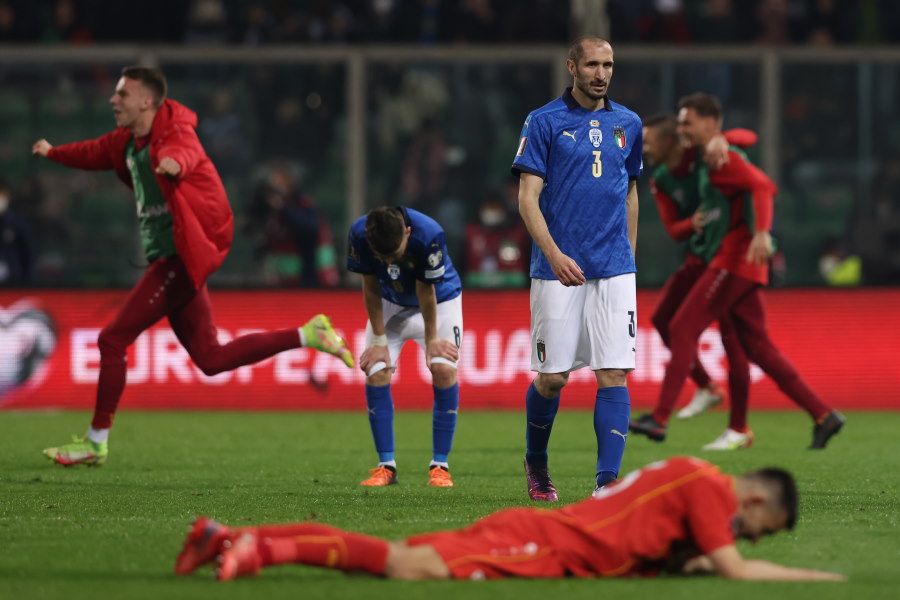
top-left (610, 429), bottom-right (628, 441)
top-left (562, 130), bottom-right (577, 141)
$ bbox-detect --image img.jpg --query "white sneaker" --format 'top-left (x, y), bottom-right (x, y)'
top-left (702, 428), bottom-right (754, 451)
top-left (676, 385), bottom-right (725, 419)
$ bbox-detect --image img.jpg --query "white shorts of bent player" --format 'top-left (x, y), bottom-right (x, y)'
top-left (530, 274), bottom-right (636, 373)
top-left (365, 294), bottom-right (464, 375)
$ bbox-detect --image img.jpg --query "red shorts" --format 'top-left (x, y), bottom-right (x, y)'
top-left (406, 508), bottom-right (565, 580)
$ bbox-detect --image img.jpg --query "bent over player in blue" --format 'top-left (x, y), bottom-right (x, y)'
top-left (347, 207), bottom-right (463, 487)
top-left (511, 36), bottom-right (642, 500)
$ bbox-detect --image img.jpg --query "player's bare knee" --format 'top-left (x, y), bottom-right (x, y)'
top-left (367, 368), bottom-right (393, 387)
top-left (536, 372), bottom-right (569, 397)
top-left (430, 363), bottom-right (456, 388)
top-left (596, 368), bottom-right (628, 388)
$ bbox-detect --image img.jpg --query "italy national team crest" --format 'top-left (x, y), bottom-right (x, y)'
top-left (536, 340), bottom-right (546, 363)
top-left (613, 126), bottom-right (627, 149)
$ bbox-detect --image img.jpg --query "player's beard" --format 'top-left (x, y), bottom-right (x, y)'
top-left (576, 79), bottom-right (606, 102)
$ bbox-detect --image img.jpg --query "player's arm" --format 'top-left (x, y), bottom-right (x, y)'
top-left (155, 123), bottom-right (204, 178)
top-left (707, 545), bottom-right (846, 582)
top-left (711, 154), bottom-right (777, 265)
top-left (626, 178), bottom-right (638, 256)
top-left (359, 274), bottom-right (390, 375)
top-left (32, 132), bottom-right (119, 170)
top-left (415, 279), bottom-right (458, 365)
top-left (651, 179), bottom-right (694, 241)
top-left (517, 172), bottom-right (585, 286)
top-left (704, 129), bottom-right (758, 170)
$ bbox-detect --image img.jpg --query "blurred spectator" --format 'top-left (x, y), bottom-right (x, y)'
top-left (304, 0), bottom-right (359, 43)
top-left (245, 162), bottom-right (339, 288)
top-left (805, 0), bottom-right (858, 45)
top-left (184, 0), bottom-right (230, 45)
top-left (860, 155), bottom-right (900, 284)
top-left (238, 0), bottom-right (275, 45)
top-left (39, 0), bottom-right (92, 44)
top-left (752, 0), bottom-right (807, 45)
top-left (0, 1), bottom-right (39, 42)
top-left (462, 189), bottom-right (529, 288)
top-left (691, 0), bottom-right (753, 43)
top-left (818, 236), bottom-right (861, 286)
top-left (197, 87), bottom-right (252, 180)
top-left (400, 118), bottom-right (449, 208)
top-left (0, 179), bottom-right (35, 286)
top-left (446, 0), bottom-right (499, 43)
top-left (639, 0), bottom-right (694, 43)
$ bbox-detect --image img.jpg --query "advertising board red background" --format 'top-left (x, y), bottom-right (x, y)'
top-left (0, 289), bottom-right (897, 411)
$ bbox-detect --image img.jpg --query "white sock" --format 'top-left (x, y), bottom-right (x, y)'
top-left (86, 428), bottom-right (109, 444)
top-left (297, 327), bottom-right (307, 347)
top-left (378, 460), bottom-right (397, 469)
top-left (429, 461), bottom-right (449, 470)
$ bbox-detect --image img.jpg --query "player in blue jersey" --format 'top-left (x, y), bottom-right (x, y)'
top-left (511, 36), bottom-right (642, 501)
top-left (347, 206), bottom-right (463, 487)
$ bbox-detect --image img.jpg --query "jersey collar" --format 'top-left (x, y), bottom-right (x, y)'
top-left (395, 205), bottom-right (412, 228)
top-left (563, 87), bottom-right (613, 112)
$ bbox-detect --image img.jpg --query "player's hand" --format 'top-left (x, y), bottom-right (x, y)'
top-left (155, 157), bottom-right (182, 177)
top-left (704, 134), bottom-right (730, 170)
top-left (746, 231), bottom-right (773, 265)
top-left (32, 139), bottom-right (53, 157)
top-left (548, 250), bottom-right (585, 286)
top-left (691, 210), bottom-right (706, 233)
top-left (425, 338), bottom-right (459, 366)
top-left (359, 344), bottom-right (390, 375)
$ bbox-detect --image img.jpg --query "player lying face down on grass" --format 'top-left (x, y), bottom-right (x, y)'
top-left (175, 456), bottom-right (845, 582)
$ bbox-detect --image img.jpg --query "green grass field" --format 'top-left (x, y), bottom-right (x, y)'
top-left (1, 409), bottom-right (897, 600)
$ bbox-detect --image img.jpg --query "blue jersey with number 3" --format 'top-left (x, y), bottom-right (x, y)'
top-left (347, 207), bottom-right (461, 307)
top-left (512, 89), bottom-right (642, 280)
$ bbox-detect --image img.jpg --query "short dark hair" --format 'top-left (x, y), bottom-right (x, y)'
top-left (746, 467), bottom-right (799, 530)
top-left (121, 66), bottom-right (167, 107)
top-left (365, 207), bottom-right (405, 256)
top-left (677, 92), bottom-right (723, 123)
top-left (567, 36), bottom-right (612, 64)
top-left (643, 113), bottom-right (678, 140)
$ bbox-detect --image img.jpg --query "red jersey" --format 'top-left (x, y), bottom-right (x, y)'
top-left (46, 99), bottom-right (233, 289)
top-left (408, 457), bottom-right (737, 579)
top-left (707, 152), bottom-right (776, 285)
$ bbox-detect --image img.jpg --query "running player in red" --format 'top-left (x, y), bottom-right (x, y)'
top-left (630, 93), bottom-right (845, 450)
top-left (643, 114), bottom-right (756, 430)
top-left (174, 456), bottom-right (845, 582)
top-left (33, 66), bottom-right (354, 467)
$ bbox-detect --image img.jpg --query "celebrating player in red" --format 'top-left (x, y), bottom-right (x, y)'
top-left (630, 93), bottom-right (845, 450)
top-left (33, 66), bottom-right (354, 467)
top-left (174, 456), bottom-right (845, 582)
top-left (642, 114), bottom-right (757, 431)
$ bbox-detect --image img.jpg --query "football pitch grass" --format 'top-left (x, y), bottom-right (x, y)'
top-left (1, 410), bottom-right (897, 600)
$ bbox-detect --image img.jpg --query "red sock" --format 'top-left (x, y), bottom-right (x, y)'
top-left (257, 524), bottom-right (389, 575)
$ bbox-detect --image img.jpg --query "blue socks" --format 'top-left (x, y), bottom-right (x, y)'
top-left (525, 382), bottom-right (560, 465)
top-left (432, 382), bottom-right (459, 463)
top-left (368, 382), bottom-right (460, 466)
top-left (365, 383), bottom-right (395, 463)
top-left (594, 386), bottom-right (631, 486)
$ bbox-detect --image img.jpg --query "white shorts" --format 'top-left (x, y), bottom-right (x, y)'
top-left (365, 294), bottom-right (463, 375)
top-left (530, 274), bottom-right (636, 373)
